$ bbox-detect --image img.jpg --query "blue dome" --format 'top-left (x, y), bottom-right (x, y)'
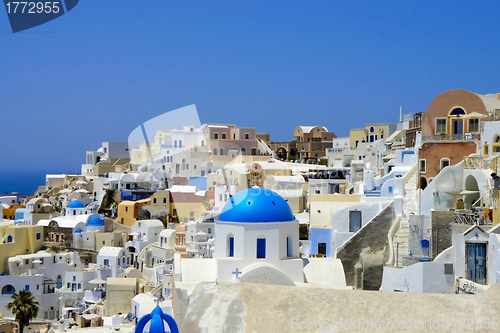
top-left (75, 228), bottom-right (83, 233)
top-left (218, 188), bottom-right (294, 223)
top-left (87, 215), bottom-right (105, 227)
top-left (67, 200), bottom-right (85, 208)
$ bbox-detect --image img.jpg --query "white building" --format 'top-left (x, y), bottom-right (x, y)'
top-left (125, 219), bottom-right (165, 262)
top-left (97, 247), bottom-right (131, 279)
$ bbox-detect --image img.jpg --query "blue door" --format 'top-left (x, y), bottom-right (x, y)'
top-left (467, 243), bottom-right (487, 284)
top-left (350, 211), bottom-right (362, 233)
top-left (257, 238), bottom-right (266, 258)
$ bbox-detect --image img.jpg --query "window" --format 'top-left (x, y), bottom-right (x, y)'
top-left (1, 285), bottom-right (15, 294)
top-left (419, 159), bottom-right (426, 173)
top-left (201, 140), bottom-right (205, 146)
top-left (174, 141), bottom-right (178, 148)
top-left (36, 233), bottom-right (41, 240)
top-left (73, 276), bottom-right (76, 281)
top-left (228, 236), bottom-right (234, 257)
top-left (214, 133), bottom-right (218, 139)
top-left (208, 228), bottom-right (211, 234)
top-left (7, 236), bottom-right (12, 243)
top-left (104, 259), bottom-right (109, 266)
top-left (441, 158), bottom-right (450, 170)
top-left (450, 107), bottom-right (465, 116)
top-left (469, 119), bottom-right (479, 133)
top-left (78, 283), bottom-right (81, 289)
top-left (190, 212), bottom-right (194, 217)
top-left (25, 259), bottom-right (29, 265)
top-left (287, 237), bottom-right (293, 257)
top-left (436, 119), bottom-right (447, 134)
top-left (163, 198), bottom-right (167, 204)
top-left (221, 133), bottom-right (226, 139)
top-left (25, 285), bottom-right (29, 291)
top-left (355, 140), bottom-right (359, 148)
top-left (245, 133), bottom-right (250, 140)
top-left (257, 238), bottom-right (266, 258)
top-left (179, 140), bottom-right (182, 147)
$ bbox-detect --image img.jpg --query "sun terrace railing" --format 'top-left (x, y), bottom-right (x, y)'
top-left (463, 156), bottom-right (500, 170)
top-left (453, 210), bottom-right (488, 225)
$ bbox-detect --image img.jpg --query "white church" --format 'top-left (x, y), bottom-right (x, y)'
top-left (174, 188), bottom-right (347, 288)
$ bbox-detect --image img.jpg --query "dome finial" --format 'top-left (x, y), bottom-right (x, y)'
top-left (134, 298), bottom-right (179, 333)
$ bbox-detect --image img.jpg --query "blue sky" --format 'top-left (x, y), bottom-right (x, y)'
top-left (1, 1), bottom-right (500, 191)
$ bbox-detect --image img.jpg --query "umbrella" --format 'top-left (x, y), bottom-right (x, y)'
top-left (89, 278), bottom-right (106, 284)
top-left (463, 112), bottom-right (489, 119)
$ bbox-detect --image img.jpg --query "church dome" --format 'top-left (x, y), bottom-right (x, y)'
top-left (218, 188), bottom-right (294, 223)
top-left (67, 200), bottom-right (85, 208)
top-left (87, 215), bottom-right (105, 227)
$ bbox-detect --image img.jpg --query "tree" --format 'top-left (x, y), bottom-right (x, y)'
top-left (6, 290), bottom-right (39, 333)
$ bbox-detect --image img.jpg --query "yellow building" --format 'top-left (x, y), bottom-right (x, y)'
top-left (170, 187), bottom-right (210, 223)
top-left (117, 201), bottom-right (147, 226)
top-left (0, 225), bottom-right (44, 272)
top-left (349, 123), bottom-right (397, 149)
top-left (2, 205), bottom-right (25, 220)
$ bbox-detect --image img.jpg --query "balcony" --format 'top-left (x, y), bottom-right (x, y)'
top-left (421, 133), bottom-right (480, 142)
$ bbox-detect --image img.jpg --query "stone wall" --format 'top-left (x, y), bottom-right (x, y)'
top-left (336, 201), bottom-right (395, 289)
top-left (431, 211), bottom-right (470, 257)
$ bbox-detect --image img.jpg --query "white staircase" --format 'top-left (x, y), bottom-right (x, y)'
top-left (393, 172), bottom-right (418, 267)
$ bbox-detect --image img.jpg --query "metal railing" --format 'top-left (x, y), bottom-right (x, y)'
top-left (421, 133), bottom-right (480, 142)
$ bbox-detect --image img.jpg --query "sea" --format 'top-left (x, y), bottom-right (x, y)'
top-left (0, 169), bottom-right (75, 196)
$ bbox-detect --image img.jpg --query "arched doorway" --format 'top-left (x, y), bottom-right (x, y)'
top-left (464, 175), bottom-right (480, 209)
top-left (419, 176), bottom-right (427, 190)
top-left (276, 147), bottom-right (287, 160)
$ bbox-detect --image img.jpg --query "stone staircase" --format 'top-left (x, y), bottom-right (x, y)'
top-left (393, 172), bottom-right (418, 267)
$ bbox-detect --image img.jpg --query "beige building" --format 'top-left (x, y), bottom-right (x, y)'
top-left (271, 126), bottom-right (336, 162)
top-left (104, 277), bottom-right (138, 316)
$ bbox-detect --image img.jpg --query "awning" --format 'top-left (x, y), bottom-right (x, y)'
top-left (445, 190), bottom-right (479, 196)
top-left (83, 314), bottom-right (98, 320)
top-left (89, 279), bottom-right (106, 284)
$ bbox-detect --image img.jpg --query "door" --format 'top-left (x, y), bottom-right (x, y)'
top-left (350, 211), bottom-right (362, 233)
top-left (318, 243), bottom-right (326, 256)
top-left (453, 119), bottom-right (463, 135)
top-left (466, 243), bottom-right (487, 284)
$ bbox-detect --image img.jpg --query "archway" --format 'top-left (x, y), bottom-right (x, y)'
top-left (276, 147), bottom-right (287, 160)
top-left (464, 175), bottom-right (480, 209)
top-left (419, 176), bottom-right (427, 190)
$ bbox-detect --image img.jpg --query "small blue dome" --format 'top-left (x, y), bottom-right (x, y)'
top-left (67, 200), bottom-right (85, 208)
top-left (87, 215), bottom-right (105, 227)
top-left (75, 228), bottom-right (83, 233)
top-left (218, 188), bottom-right (294, 223)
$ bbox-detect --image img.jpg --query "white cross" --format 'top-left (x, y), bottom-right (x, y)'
top-left (154, 293), bottom-right (164, 307)
top-left (232, 268), bottom-right (242, 279)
